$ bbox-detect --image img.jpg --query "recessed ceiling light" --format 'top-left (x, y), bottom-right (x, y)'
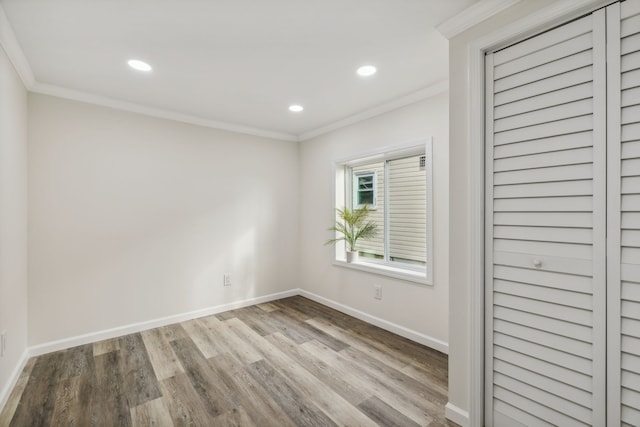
top-left (357, 65), bottom-right (377, 77)
top-left (127, 59), bottom-right (152, 72)
top-left (289, 104), bottom-right (304, 112)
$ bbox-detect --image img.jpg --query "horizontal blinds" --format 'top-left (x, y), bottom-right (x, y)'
top-left (487, 11), bottom-right (605, 426)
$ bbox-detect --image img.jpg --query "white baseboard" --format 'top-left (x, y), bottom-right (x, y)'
top-left (0, 348), bottom-right (29, 416)
top-left (3, 288), bottom-right (451, 416)
top-left (298, 289), bottom-right (449, 354)
top-left (445, 402), bottom-right (470, 427)
top-left (29, 288), bottom-right (448, 357)
top-left (29, 289), bottom-right (298, 357)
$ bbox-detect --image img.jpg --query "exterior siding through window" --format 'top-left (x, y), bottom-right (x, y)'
top-left (351, 154), bottom-right (427, 266)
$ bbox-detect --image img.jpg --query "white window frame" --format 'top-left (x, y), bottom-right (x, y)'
top-left (352, 171), bottom-right (377, 209)
top-left (331, 138), bottom-right (433, 285)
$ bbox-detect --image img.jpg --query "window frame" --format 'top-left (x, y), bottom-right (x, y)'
top-left (352, 170), bottom-right (378, 209)
top-left (331, 139), bottom-right (433, 285)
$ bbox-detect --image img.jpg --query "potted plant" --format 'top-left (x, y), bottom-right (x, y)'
top-left (325, 205), bottom-right (377, 263)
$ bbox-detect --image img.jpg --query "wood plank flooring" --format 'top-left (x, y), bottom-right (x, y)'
top-left (0, 296), bottom-right (454, 426)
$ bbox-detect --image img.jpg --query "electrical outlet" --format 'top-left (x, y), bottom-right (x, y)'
top-left (224, 274), bottom-right (232, 286)
top-left (1, 331), bottom-right (6, 357)
top-left (374, 285), bottom-right (382, 300)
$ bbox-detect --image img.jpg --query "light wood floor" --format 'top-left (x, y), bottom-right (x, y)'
top-left (0, 296), bottom-right (453, 426)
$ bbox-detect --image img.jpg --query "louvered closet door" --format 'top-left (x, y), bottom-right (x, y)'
top-left (485, 11), bottom-right (607, 427)
top-left (609, 2), bottom-right (640, 426)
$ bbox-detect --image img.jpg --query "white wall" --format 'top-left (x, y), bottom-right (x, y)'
top-left (28, 94), bottom-right (299, 346)
top-left (0, 46), bottom-right (28, 403)
top-left (298, 91), bottom-right (449, 346)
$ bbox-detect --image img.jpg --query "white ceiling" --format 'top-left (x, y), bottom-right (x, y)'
top-left (0, 0), bottom-right (477, 140)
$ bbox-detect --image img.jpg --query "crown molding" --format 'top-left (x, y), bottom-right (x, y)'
top-left (0, 2), bottom-right (296, 142)
top-left (2, 1), bottom-right (444, 144)
top-left (437, 0), bottom-right (521, 40)
top-left (32, 82), bottom-right (298, 141)
top-left (297, 80), bottom-right (449, 142)
top-left (0, 4), bottom-right (35, 88)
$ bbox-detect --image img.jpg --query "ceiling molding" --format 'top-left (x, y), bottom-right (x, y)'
top-left (2, 1), bottom-right (447, 144)
top-left (297, 80), bottom-right (449, 142)
top-left (436, 0), bottom-right (521, 40)
top-left (32, 82), bottom-right (298, 142)
top-left (0, 4), bottom-right (35, 88)
top-left (1, 2), bottom-right (297, 142)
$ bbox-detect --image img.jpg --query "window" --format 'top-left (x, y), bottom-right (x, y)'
top-left (353, 171), bottom-right (377, 208)
top-left (332, 140), bottom-right (433, 284)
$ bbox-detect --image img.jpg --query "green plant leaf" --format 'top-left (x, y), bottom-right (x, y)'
top-left (325, 205), bottom-right (378, 252)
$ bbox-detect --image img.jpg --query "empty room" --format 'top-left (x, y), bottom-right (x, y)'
top-left (0, 0), bottom-right (639, 426)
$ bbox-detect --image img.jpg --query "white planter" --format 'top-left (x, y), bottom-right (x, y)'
top-left (346, 251), bottom-right (359, 263)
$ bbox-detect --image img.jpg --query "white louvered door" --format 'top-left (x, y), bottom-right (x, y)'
top-left (485, 10), bottom-right (607, 426)
top-left (486, 2), bottom-right (640, 425)
top-left (609, 2), bottom-right (640, 426)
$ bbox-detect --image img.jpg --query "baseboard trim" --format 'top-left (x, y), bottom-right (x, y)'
top-left (298, 289), bottom-right (449, 354)
top-left (445, 402), bottom-right (470, 427)
top-left (4, 288), bottom-right (450, 415)
top-left (27, 287), bottom-right (448, 358)
top-left (29, 289), bottom-right (298, 357)
top-left (0, 348), bottom-right (29, 416)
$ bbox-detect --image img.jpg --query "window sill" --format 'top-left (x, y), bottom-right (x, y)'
top-left (332, 259), bottom-right (430, 285)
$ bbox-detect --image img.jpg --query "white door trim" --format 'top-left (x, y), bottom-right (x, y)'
top-left (466, 1), bottom-right (610, 426)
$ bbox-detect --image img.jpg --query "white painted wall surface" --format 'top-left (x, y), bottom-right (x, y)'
top-left (298, 92), bottom-right (449, 346)
top-left (28, 94), bottom-right (299, 346)
top-left (0, 45), bottom-right (28, 402)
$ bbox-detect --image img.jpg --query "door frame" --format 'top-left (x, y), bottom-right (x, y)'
top-left (466, 1), bottom-right (610, 426)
